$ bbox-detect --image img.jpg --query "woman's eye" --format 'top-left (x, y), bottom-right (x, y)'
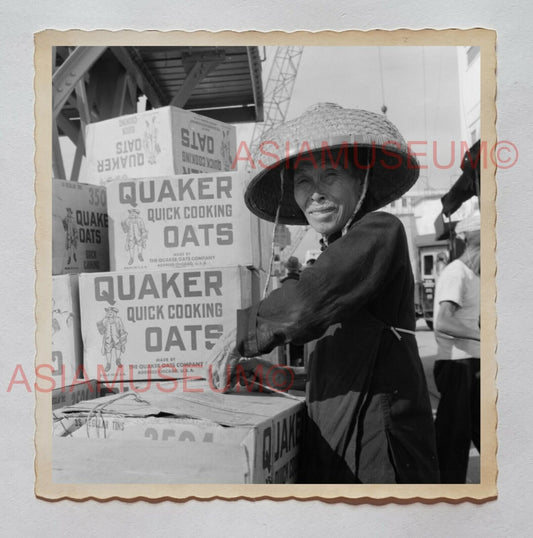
top-left (323, 172), bottom-right (338, 183)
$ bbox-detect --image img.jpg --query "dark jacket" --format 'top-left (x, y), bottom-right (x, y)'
top-left (280, 272), bottom-right (300, 284)
top-left (237, 211), bottom-right (439, 483)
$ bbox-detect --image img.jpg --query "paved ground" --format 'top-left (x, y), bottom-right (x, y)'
top-left (415, 319), bottom-right (480, 484)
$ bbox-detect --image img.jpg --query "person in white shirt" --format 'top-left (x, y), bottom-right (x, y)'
top-left (433, 213), bottom-right (480, 483)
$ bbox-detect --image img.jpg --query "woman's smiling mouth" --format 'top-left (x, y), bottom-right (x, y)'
top-left (308, 205), bottom-right (337, 215)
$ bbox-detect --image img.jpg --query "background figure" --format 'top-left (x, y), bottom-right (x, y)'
top-left (435, 251), bottom-right (449, 279)
top-left (281, 256), bottom-right (301, 283)
top-left (433, 213), bottom-right (481, 483)
top-left (280, 257), bottom-right (304, 366)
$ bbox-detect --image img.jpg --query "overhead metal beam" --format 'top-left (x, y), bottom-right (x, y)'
top-left (186, 94), bottom-right (257, 108)
top-left (111, 72), bottom-right (130, 117)
top-left (53, 46), bottom-right (107, 119)
top-left (70, 131), bottom-right (85, 182)
top-left (75, 78), bottom-right (91, 127)
top-left (191, 105), bottom-right (258, 124)
top-left (110, 47), bottom-right (166, 108)
top-left (52, 119), bottom-right (66, 179)
top-left (170, 50), bottom-right (225, 108)
top-left (127, 74), bottom-right (138, 107)
top-left (247, 47), bottom-right (264, 122)
top-left (70, 78), bottom-right (90, 179)
top-left (56, 112), bottom-right (80, 147)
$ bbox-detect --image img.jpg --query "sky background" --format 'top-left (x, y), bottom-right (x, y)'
top-left (237, 45), bottom-right (466, 193)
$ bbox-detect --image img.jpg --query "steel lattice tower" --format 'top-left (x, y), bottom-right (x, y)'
top-left (246, 47), bottom-right (305, 283)
top-left (248, 46), bottom-right (304, 156)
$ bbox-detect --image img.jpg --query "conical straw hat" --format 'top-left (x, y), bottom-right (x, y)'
top-left (245, 103), bottom-right (420, 225)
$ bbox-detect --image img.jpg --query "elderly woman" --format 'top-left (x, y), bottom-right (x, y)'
top-left (210, 103), bottom-right (439, 484)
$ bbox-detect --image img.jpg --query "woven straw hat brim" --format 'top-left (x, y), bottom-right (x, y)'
top-left (244, 103), bottom-right (420, 225)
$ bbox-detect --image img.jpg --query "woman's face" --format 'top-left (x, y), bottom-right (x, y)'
top-left (293, 158), bottom-right (362, 235)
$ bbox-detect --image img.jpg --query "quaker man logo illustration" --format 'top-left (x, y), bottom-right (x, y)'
top-left (143, 116), bottom-right (161, 164)
top-left (121, 208), bottom-right (148, 265)
top-left (97, 307), bottom-right (128, 372)
top-left (62, 207), bottom-right (78, 265)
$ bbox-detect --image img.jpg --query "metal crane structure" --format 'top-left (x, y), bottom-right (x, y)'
top-left (246, 46), bottom-right (307, 270)
top-left (248, 46), bottom-right (304, 157)
top-left (279, 226), bottom-right (309, 260)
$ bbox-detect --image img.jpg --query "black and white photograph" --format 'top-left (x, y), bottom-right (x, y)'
top-left (35, 30), bottom-right (496, 500)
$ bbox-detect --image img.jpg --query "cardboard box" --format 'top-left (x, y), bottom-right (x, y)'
top-left (51, 379), bottom-right (99, 411)
top-left (105, 172), bottom-right (257, 271)
top-left (79, 267), bottom-right (251, 380)
top-left (52, 180), bottom-right (110, 274)
top-left (52, 275), bottom-right (83, 386)
top-left (250, 214), bottom-right (276, 274)
top-left (53, 384), bottom-right (304, 483)
top-left (53, 381), bottom-right (128, 438)
top-left (249, 267), bottom-right (281, 364)
top-left (250, 266), bottom-right (281, 304)
top-left (85, 106), bottom-right (237, 184)
top-left (53, 416), bottom-right (87, 438)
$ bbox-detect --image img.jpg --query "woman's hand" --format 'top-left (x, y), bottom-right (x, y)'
top-left (204, 329), bottom-right (241, 391)
top-left (204, 334), bottom-right (300, 394)
top-left (234, 358), bottom-right (296, 394)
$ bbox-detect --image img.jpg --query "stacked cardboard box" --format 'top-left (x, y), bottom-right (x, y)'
top-left (79, 266), bottom-right (251, 380)
top-left (84, 106), bottom-right (237, 185)
top-left (53, 381), bottom-right (304, 484)
top-left (51, 105), bottom-right (299, 483)
top-left (52, 379), bottom-right (99, 411)
top-left (249, 266), bottom-right (281, 364)
top-left (51, 274), bottom-right (83, 387)
top-left (51, 178), bottom-right (110, 389)
top-left (52, 179), bottom-right (110, 275)
top-left (105, 172), bottom-right (257, 271)
top-left (250, 213), bottom-right (276, 274)
top-left (52, 380), bottom-right (127, 439)
top-left (80, 106), bottom-right (278, 381)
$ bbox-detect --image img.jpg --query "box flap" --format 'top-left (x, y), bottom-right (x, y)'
top-left (57, 385), bottom-right (303, 428)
